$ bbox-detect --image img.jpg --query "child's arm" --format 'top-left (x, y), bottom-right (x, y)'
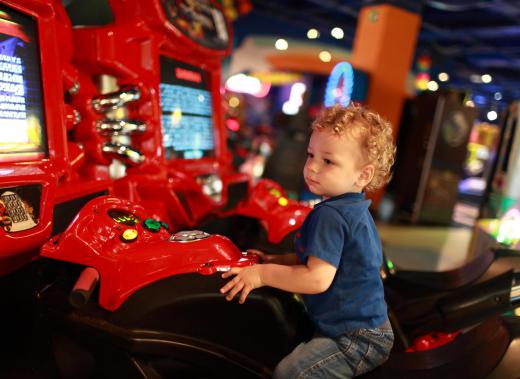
top-left (220, 256), bottom-right (336, 304)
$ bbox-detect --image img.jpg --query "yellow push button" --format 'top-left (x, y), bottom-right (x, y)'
top-left (278, 197), bottom-right (288, 206)
top-left (121, 228), bottom-right (138, 242)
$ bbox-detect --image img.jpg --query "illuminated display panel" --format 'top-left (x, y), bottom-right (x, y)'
top-left (159, 0), bottom-right (229, 51)
top-left (159, 56), bottom-right (215, 160)
top-left (0, 4), bottom-right (47, 163)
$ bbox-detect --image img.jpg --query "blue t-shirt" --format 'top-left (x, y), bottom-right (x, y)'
top-left (295, 192), bottom-right (387, 338)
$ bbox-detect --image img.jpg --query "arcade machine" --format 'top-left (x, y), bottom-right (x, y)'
top-left (39, 195), bottom-right (312, 378)
top-left (476, 100), bottom-right (520, 248)
top-left (0, 0), bottom-right (110, 375)
top-left (38, 194), bottom-right (520, 379)
top-left (481, 101), bottom-right (520, 218)
top-left (63, 0), bottom-right (309, 251)
top-left (356, 256), bottom-right (520, 379)
top-left (391, 90), bottom-right (478, 225)
top-left (375, 96), bottom-right (520, 376)
top-left (0, 1), bottom-right (312, 377)
top-left (0, 0), bottom-right (100, 276)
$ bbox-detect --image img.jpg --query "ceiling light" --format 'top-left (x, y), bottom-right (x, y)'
top-left (331, 27), bottom-right (344, 39)
top-left (228, 96), bottom-right (240, 108)
top-left (225, 73), bottom-right (270, 97)
top-left (307, 28), bottom-right (319, 39)
top-left (465, 100), bottom-right (475, 107)
top-left (275, 38), bottom-right (288, 50)
top-left (319, 51), bottom-right (332, 62)
top-left (427, 80), bottom-right (439, 91)
top-left (487, 110), bottom-right (498, 121)
top-left (438, 72), bottom-right (449, 82)
top-left (481, 74), bottom-right (492, 83)
top-left (494, 92), bottom-right (502, 101)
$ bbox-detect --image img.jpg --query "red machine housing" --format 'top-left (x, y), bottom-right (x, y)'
top-left (0, 0), bottom-right (109, 276)
top-left (41, 195), bottom-right (258, 310)
top-left (67, 0), bottom-right (310, 241)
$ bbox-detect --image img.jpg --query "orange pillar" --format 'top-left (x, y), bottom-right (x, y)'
top-left (351, 3), bottom-right (421, 207)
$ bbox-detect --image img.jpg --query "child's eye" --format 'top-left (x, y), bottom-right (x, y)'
top-left (307, 152), bottom-right (314, 158)
top-left (324, 159), bottom-right (333, 165)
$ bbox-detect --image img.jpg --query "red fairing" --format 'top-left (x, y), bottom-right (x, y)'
top-left (238, 179), bottom-right (311, 243)
top-left (41, 196), bottom-right (258, 310)
top-left (405, 331), bottom-right (461, 352)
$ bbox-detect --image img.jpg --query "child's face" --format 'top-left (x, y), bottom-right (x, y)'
top-left (304, 129), bottom-right (367, 198)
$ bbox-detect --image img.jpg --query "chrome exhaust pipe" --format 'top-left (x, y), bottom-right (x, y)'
top-left (97, 119), bottom-right (147, 136)
top-left (92, 87), bottom-right (141, 112)
top-left (102, 142), bottom-right (145, 165)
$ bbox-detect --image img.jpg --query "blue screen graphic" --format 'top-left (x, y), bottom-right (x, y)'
top-left (160, 56), bottom-right (215, 160)
top-left (0, 4), bottom-right (46, 163)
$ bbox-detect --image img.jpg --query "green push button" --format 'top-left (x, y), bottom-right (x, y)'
top-left (142, 218), bottom-right (161, 233)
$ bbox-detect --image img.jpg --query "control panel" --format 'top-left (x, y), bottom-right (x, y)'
top-left (41, 196), bottom-right (258, 310)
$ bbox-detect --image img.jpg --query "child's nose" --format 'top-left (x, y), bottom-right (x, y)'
top-left (307, 161), bottom-right (318, 173)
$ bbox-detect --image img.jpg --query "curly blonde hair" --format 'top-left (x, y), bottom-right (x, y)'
top-left (310, 103), bottom-right (396, 192)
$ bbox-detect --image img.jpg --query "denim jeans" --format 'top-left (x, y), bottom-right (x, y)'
top-left (273, 320), bottom-right (394, 379)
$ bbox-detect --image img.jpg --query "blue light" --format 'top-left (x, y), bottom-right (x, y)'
top-left (324, 62), bottom-right (354, 107)
top-left (473, 95), bottom-right (487, 105)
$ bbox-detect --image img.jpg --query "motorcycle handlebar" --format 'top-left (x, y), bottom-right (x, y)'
top-left (70, 267), bottom-right (99, 308)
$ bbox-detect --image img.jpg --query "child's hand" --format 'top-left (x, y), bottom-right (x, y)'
top-left (220, 265), bottom-right (263, 304)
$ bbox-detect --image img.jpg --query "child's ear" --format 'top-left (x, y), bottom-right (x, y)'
top-left (356, 164), bottom-right (375, 187)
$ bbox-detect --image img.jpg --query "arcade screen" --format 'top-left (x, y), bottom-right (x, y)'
top-left (159, 56), bottom-right (215, 160)
top-left (160, 0), bottom-right (229, 51)
top-left (0, 4), bottom-right (47, 163)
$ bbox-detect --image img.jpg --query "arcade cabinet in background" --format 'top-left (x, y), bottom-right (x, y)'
top-left (480, 100), bottom-right (520, 219)
top-left (262, 108), bottom-right (311, 200)
top-left (390, 90), bottom-right (478, 225)
top-left (472, 101), bottom-right (520, 250)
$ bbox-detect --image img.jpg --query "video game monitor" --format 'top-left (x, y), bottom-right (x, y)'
top-left (0, 3), bottom-right (46, 164)
top-left (159, 55), bottom-right (215, 160)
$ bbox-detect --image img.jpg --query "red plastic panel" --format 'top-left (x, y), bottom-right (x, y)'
top-left (0, 0), bottom-right (69, 274)
top-left (41, 196), bottom-right (258, 310)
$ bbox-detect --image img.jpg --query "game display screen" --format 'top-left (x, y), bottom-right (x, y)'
top-left (160, 0), bottom-right (229, 51)
top-left (159, 56), bottom-right (215, 160)
top-left (0, 4), bottom-right (47, 163)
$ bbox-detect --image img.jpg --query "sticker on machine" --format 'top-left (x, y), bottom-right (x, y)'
top-left (0, 189), bottom-right (37, 232)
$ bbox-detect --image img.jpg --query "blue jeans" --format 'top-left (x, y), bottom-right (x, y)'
top-left (273, 321), bottom-right (394, 379)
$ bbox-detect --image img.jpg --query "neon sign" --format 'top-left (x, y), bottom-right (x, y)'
top-left (324, 61), bottom-right (354, 107)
